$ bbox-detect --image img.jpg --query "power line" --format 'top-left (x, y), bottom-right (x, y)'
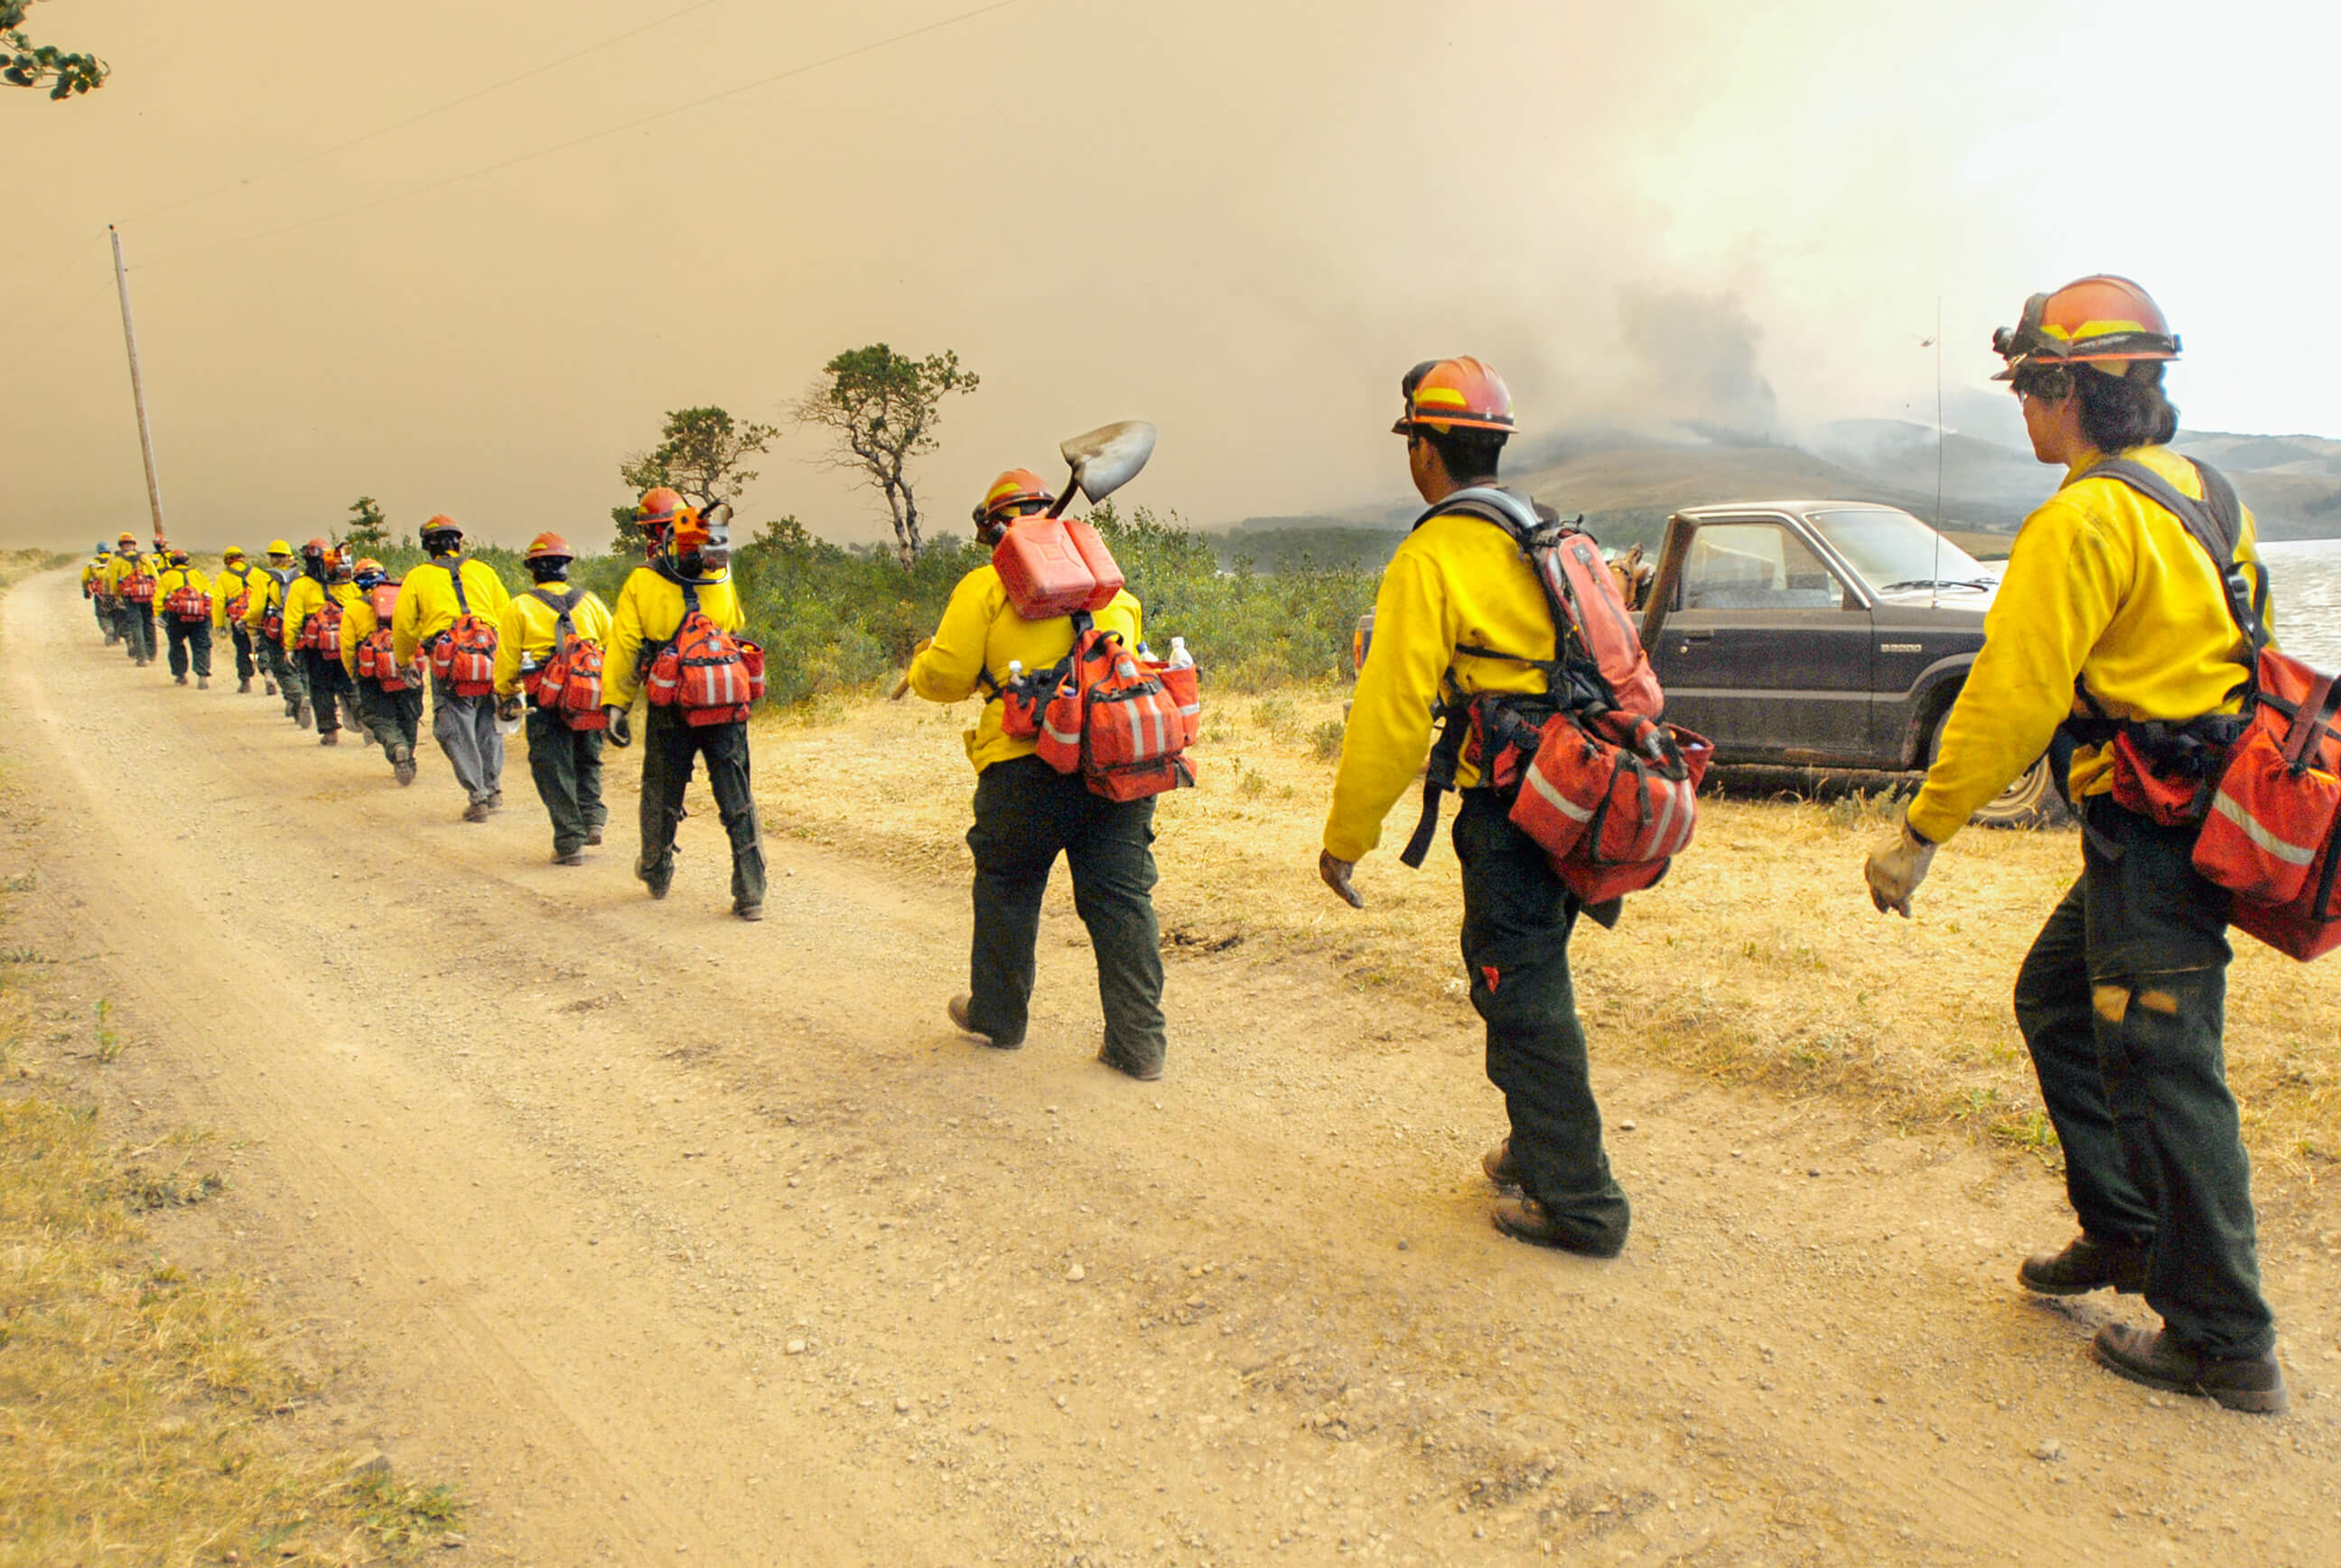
top-left (123, 0), bottom-right (735, 227)
top-left (136, 0), bottom-right (1032, 272)
top-left (9, 230), bottom-right (108, 324)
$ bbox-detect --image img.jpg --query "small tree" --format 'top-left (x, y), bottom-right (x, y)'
top-left (791, 344), bottom-right (977, 568)
top-left (4, 2), bottom-right (107, 98)
top-left (341, 495), bottom-right (391, 555)
top-left (612, 406), bottom-right (778, 555)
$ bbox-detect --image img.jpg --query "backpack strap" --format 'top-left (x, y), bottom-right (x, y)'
top-left (441, 555), bottom-right (472, 618)
top-left (529, 584), bottom-right (586, 658)
top-left (2076, 457), bottom-right (2266, 662)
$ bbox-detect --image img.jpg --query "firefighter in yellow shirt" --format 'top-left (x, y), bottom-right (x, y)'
top-left (83, 543), bottom-right (119, 644)
top-left (1320, 359), bottom-right (1628, 1257)
top-left (901, 469), bottom-right (1163, 1078)
top-left (282, 540), bottom-right (364, 746)
top-left (342, 558), bottom-right (422, 784)
top-left (602, 507), bottom-right (764, 918)
top-left (494, 533), bottom-right (613, 864)
top-left (154, 548), bottom-right (213, 688)
top-left (243, 541), bottom-right (308, 723)
top-left (104, 531), bottom-right (158, 666)
top-left (211, 546), bottom-right (264, 693)
top-left (392, 516), bottom-right (512, 821)
top-left (1863, 277), bottom-right (2285, 1414)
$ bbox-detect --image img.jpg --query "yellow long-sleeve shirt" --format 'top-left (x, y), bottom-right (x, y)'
top-left (1323, 500), bottom-right (1559, 863)
top-left (103, 552), bottom-right (160, 597)
top-left (1907, 443), bottom-right (2271, 845)
top-left (242, 566), bottom-right (301, 632)
top-left (340, 583), bottom-right (400, 677)
top-left (492, 580), bottom-right (614, 698)
top-left (390, 555), bottom-right (511, 667)
top-left (907, 565), bottom-right (1145, 772)
top-left (154, 565), bottom-right (210, 617)
top-left (602, 564), bottom-right (745, 710)
top-left (212, 562), bottom-right (259, 628)
top-left (83, 556), bottom-right (111, 597)
top-left (281, 576), bottom-right (361, 655)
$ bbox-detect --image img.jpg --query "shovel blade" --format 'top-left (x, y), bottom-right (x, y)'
top-left (1061, 420), bottom-right (1157, 503)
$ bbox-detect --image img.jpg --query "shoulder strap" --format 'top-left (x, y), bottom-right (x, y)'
top-left (441, 555), bottom-right (472, 617)
top-left (2075, 457), bottom-right (2265, 658)
top-left (529, 585), bottom-right (586, 657)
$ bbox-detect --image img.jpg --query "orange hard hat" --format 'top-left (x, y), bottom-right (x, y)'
top-left (421, 514), bottom-right (461, 537)
top-left (974, 468), bottom-right (1056, 527)
top-left (637, 487), bottom-right (684, 523)
top-left (1993, 275), bottom-right (2179, 380)
top-left (303, 537), bottom-right (330, 555)
top-left (1393, 356), bottom-right (1516, 435)
top-left (524, 531), bottom-right (574, 561)
top-left (353, 556), bottom-right (384, 575)
top-left (168, 549), bottom-right (189, 565)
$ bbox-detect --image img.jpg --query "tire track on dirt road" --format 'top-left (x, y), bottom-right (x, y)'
top-left (5, 570), bottom-right (2336, 1567)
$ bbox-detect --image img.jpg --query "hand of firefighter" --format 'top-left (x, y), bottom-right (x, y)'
top-left (603, 706), bottom-right (632, 749)
top-left (889, 638), bottom-right (934, 703)
top-left (496, 694), bottom-right (523, 723)
top-left (1863, 817), bottom-right (1937, 918)
top-left (1319, 849), bottom-right (1364, 910)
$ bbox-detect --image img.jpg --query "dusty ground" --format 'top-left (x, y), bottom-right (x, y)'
top-left (5, 567), bottom-right (2340, 1568)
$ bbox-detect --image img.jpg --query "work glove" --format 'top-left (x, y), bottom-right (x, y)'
top-left (1864, 816), bottom-right (1937, 918)
top-left (1319, 849), bottom-right (1364, 910)
top-left (496, 694), bottom-right (523, 723)
top-left (604, 706), bottom-right (632, 749)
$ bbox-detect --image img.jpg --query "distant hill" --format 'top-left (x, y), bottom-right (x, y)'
top-left (1214, 421), bottom-right (2341, 569)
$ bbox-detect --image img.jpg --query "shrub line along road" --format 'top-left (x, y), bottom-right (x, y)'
top-left (6, 570), bottom-right (2336, 1566)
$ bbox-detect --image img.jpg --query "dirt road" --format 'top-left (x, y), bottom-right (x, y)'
top-left (5, 569), bottom-right (2337, 1567)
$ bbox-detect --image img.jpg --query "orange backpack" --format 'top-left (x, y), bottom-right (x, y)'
top-left (645, 578), bottom-right (763, 726)
top-left (221, 565), bottom-right (252, 625)
top-left (119, 562), bottom-right (157, 606)
top-left (163, 584), bottom-right (210, 623)
top-left (424, 559), bottom-right (499, 696)
top-left (526, 586), bottom-right (610, 731)
top-left (300, 586), bottom-right (343, 654)
top-left (354, 583), bottom-right (415, 690)
top-left (1000, 615), bottom-right (1197, 802)
top-left (257, 567), bottom-right (296, 641)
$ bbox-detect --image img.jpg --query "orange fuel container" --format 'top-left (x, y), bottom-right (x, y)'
top-left (993, 515), bottom-right (1126, 620)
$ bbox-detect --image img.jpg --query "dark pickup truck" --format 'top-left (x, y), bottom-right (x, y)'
top-left (1631, 500), bottom-right (2057, 826)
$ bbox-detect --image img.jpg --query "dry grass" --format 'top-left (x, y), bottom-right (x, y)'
top-left (0, 723), bottom-right (456, 1563)
top-left (751, 689), bottom-right (2341, 1183)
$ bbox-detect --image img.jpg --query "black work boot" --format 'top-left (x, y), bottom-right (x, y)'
top-left (637, 857), bottom-right (672, 900)
top-left (2019, 1233), bottom-right (2149, 1296)
top-left (1492, 1197), bottom-right (1626, 1259)
top-left (947, 994), bottom-right (1020, 1050)
top-left (1097, 1042), bottom-right (1163, 1081)
top-left (1483, 1138), bottom-right (1522, 1190)
top-left (2092, 1323), bottom-right (2287, 1414)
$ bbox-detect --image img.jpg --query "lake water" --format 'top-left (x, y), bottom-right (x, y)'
top-left (2262, 539), bottom-right (2341, 668)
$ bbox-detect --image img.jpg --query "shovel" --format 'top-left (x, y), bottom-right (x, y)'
top-left (893, 421), bottom-right (1160, 699)
top-left (1045, 421), bottom-right (1157, 518)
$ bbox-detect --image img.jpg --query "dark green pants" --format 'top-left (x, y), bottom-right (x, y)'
top-left (258, 637), bottom-right (304, 718)
top-left (1455, 789), bottom-right (1628, 1254)
top-left (301, 649), bottom-right (352, 734)
top-left (965, 755), bottom-right (1165, 1069)
top-left (95, 595), bottom-right (117, 641)
top-left (2015, 798), bottom-right (2271, 1358)
top-left (526, 709), bottom-right (607, 856)
top-left (639, 707), bottom-right (764, 910)
top-left (164, 617), bottom-right (211, 678)
top-left (227, 623), bottom-right (256, 683)
top-left (357, 677), bottom-right (422, 764)
top-left (117, 603), bottom-right (154, 662)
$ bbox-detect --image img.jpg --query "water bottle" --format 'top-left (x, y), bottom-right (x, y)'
top-left (1007, 658), bottom-right (1023, 686)
top-left (1136, 641), bottom-right (1154, 663)
top-left (1166, 637), bottom-right (1194, 670)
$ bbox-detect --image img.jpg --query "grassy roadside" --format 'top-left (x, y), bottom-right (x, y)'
top-left (749, 688), bottom-right (2341, 1194)
top-left (0, 560), bottom-right (459, 1565)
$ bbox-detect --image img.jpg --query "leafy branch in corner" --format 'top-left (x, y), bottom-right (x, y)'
top-left (4, 2), bottom-right (108, 98)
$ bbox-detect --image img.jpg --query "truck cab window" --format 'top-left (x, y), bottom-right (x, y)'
top-left (1683, 524), bottom-right (1847, 611)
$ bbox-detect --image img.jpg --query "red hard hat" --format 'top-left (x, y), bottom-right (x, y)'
top-left (974, 468), bottom-right (1056, 527)
top-left (525, 531), bottom-right (574, 561)
top-left (638, 487), bottom-right (684, 523)
top-left (422, 515), bottom-right (461, 536)
top-left (1393, 356), bottom-right (1516, 435)
top-left (303, 537), bottom-right (330, 555)
top-left (1993, 275), bottom-right (2179, 380)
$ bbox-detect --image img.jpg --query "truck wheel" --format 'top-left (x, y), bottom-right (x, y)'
top-left (1927, 719), bottom-right (2069, 830)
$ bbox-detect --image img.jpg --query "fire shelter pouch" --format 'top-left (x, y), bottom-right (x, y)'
top-left (1504, 706), bottom-right (1711, 903)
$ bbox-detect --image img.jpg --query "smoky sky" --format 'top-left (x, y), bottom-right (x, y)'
top-left (8, 0), bottom-right (2340, 552)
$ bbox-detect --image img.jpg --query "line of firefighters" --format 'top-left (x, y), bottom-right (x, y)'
top-left (71, 273), bottom-right (2297, 1419)
top-left (80, 495), bottom-right (767, 912)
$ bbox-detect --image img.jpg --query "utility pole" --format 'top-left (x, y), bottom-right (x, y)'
top-left (108, 225), bottom-right (168, 544)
